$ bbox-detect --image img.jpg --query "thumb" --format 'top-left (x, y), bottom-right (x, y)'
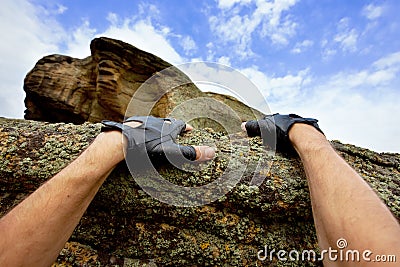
top-left (192, 146), bottom-right (216, 162)
top-left (159, 144), bottom-right (215, 164)
top-left (179, 145), bottom-right (215, 162)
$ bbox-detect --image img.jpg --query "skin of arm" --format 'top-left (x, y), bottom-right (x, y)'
top-left (0, 131), bottom-right (125, 267)
top-left (289, 124), bottom-right (400, 266)
top-left (0, 121), bottom-right (212, 267)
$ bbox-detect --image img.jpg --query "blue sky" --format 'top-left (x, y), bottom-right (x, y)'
top-left (1, 0), bottom-right (399, 152)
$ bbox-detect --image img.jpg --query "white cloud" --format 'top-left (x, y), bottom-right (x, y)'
top-left (362, 3), bottom-right (384, 20)
top-left (209, 0), bottom-right (299, 57)
top-left (217, 0), bottom-right (252, 9)
top-left (321, 49), bottom-right (337, 61)
top-left (100, 18), bottom-right (183, 64)
top-left (259, 0), bottom-right (298, 45)
top-left (334, 28), bottom-right (358, 52)
top-left (181, 36), bottom-right (197, 55)
top-left (239, 67), bottom-right (270, 97)
top-left (217, 56), bottom-right (231, 66)
top-left (137, 2), bottom-right (160, 19)
top-left (57, 10), bottom-right (187, 64)
top-left (291, 39), bottom-right (313, 54)
top-left (237, 52), bottom-right (400, 152)
top-left (76, 9), bottom-right (182, 64)
top-left (372, 51), bottom-right (400, 69)
top-left (0, 0), bottom-right (188, 120)
top-left (56, 4), bottom-right (68, 15)
top-left (268, 69), bottom-right (311, 100)
top-left (334, 18), bottom-right (358, 52)
top-left (0, 0), bottom-right (66, 119)
top-left (239, 67), bottom-right (311, 106)
top-left (107, 12), bottom-right (119, 25)
top-left (65, 20), bottom-right (96, 59)
top-left (298, 70), bottom-right (400, 152)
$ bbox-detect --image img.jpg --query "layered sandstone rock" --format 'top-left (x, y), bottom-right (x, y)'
top-left (24, 37), bottom-right (263, 131)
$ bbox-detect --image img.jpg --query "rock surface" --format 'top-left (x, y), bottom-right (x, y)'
top-left (23, 37), bottom-right (263, 131)
top-left (1, 118), bottom-right (399, 266)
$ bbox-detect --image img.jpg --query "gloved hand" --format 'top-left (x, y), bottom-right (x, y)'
top-left (242, 113), bottom-right (324, 153)
top-left (101, 116), bottom-right (214, 168)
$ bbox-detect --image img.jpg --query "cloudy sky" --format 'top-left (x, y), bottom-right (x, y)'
top-left (1, 0), bottom-right (399, 152)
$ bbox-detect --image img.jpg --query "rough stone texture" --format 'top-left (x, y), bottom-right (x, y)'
top-left (23, 37), bottom-right (263, 131)
top-left (1, 118), bottom-right (399, 266)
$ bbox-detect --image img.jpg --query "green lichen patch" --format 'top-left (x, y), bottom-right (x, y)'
top-left (1, 118), bottom-right (398, 266)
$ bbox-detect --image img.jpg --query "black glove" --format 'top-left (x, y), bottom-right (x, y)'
top-left (244, 113), bottom-right (324, 153)
top-left (101, 116), bottom-right (196, 169)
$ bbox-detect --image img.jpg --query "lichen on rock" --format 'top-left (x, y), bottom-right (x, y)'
top-left (1, 118), bottom-right (399, 266)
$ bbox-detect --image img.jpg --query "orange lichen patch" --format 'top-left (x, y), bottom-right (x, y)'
top-left (200, 242), bottom-right (210, 250)
top-left (277, 200), bottom-right (289, 209)
top-left (135, 222), bottom-right (146, 232)
top-left (273, 175), bottom-right (284, 188)
top-left (216, 213), bottom-right (240, 226)
top-left (199, 205), bottom-right (216, 213)
top-left (52, 241), bottom-right (99, 266)
top-left (225, 244), bottom-right (230, 251)
top-left (244, 221), bottom-right (260, 243)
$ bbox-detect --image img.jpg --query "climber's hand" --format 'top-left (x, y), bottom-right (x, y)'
top-left (101, 116), bottom-right (215, 165)
top-left (241, 113), bottom-right (323, 153)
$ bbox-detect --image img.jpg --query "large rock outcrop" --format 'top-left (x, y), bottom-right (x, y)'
top-left (23, 37), bottom-right (263, 131)
top-left (1, 118), bottom-right (399, 266)
top-left (11, 36), bottom-right (400, 266)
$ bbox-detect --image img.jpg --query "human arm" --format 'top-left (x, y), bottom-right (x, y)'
top-left (243, 114), bottom-right (400, 266)
top-left (289, 124), bottom-right (400, 266)
top-left (0, 117), bottom-right (214, 267)
top-left (0, 131), bottom-right (124, 267)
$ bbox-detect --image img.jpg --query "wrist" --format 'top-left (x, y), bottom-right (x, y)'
top-left (289, 124), bottom-right (330, 154)
top-left (95, 131), bottom-right (125, 163)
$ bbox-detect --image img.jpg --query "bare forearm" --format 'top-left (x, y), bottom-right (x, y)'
top-left (0, 131), bottom-right (124, 267)
top-left (290, 124), bottom-right (400, 265)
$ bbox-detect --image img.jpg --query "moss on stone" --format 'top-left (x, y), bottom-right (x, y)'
top-left (1, 118), bottom-right (398, 266)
